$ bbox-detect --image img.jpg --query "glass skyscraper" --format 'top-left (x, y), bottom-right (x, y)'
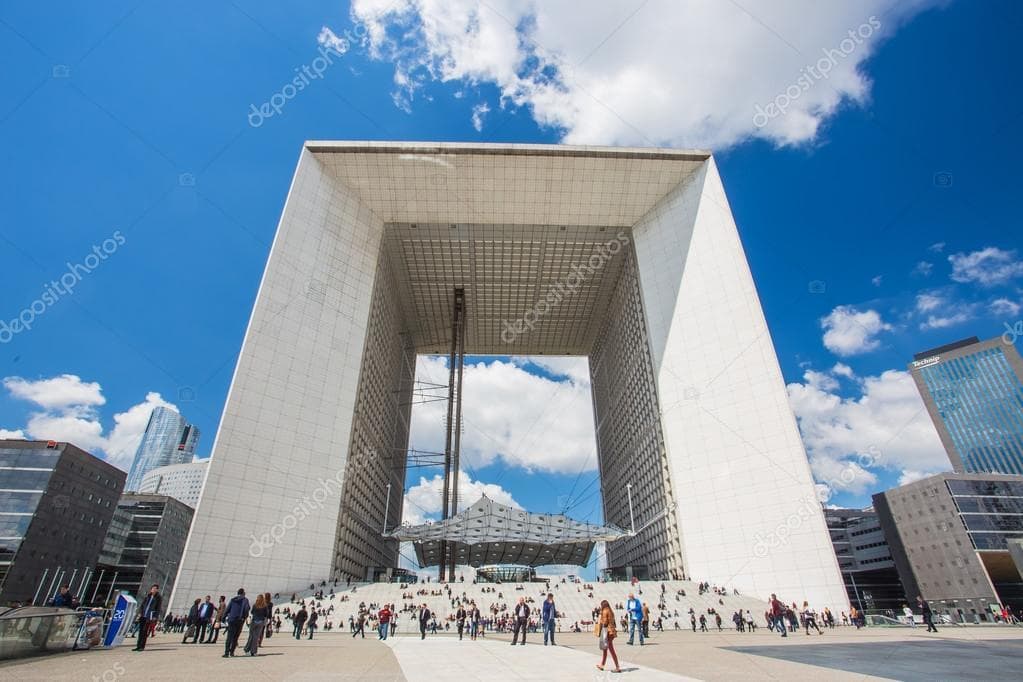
top-left (125, 407), bottom-right (200, 491)
top-left (909, 336), bottom-right (1023, 476)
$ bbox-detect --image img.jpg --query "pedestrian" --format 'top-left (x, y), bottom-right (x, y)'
top-left (918, 596), bottom-right (938, 633)
top-left (352, 610), bottom-right (365, 638)
top-left (626, 593), bottom-right (644, 645)
top-left (49, 585), bottom-right (73, 608)
top-left (419, 603), bottom-right (431, 640)
top-left (802, 602), bottom-right (823, 635)
top-left (132, 584), bottom-right (162, 652)
top-left (307, 609), bottom-right (318, 639)
top-left (770, 594), bottom-right (787, 638)
top-left (192, 597), bottom-right (214, 646)
top-left (294, 606), bottom-right (308, 639)
top-left (243, 593), bottom-right (270, 656)
top-left (207, 596), bottom-right (226, 644)
top-left (182, 599), bottom-right (201, 643)
top-left (542, 593), bottom-right (557, 646)
top-left (261, 593), bottom-right (274, 646)
top-left (595, 600), bottom-right (621, 673)
top-left (222, 588), bottom-right (250, 658)
top-left (642, 601), bottom-right (650, 638)
top-left (378, 603), bottom-right (392, 640)
top-left (511, 597), bottom-right (529, 645)
top-left (902, 603), bottom-right (916, 627)
top-left (456, 604), bottom-right (466, 641)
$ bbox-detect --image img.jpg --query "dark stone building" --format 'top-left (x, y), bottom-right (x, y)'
top-left (825, 506), bottom-right (905, 612)
top-left (873, 472), bottom-right (1023, 621)
top-left (0, 440), bottom-right (126, 606)
top-left (85, 493), bottom-right (193, 607)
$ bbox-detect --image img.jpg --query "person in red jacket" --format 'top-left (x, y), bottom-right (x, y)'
top-left (378, 604), bottom-right (392, 640)
top-left (770, 594), bottom-right (787, 638)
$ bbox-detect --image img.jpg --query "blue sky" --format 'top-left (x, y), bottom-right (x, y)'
top-left (2, 1), bottom-right (1022, 577)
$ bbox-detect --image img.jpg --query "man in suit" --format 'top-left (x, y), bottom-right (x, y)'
top-left (419, 603), bottom-right (431, 640)
top-left (133, 584), bottom-right (162, 652)
top-left (193, 596), bottom-right (215, 643)
top-left (511, 597), bottom-right (529, 645)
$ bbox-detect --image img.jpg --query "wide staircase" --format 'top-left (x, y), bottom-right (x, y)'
top-left (282, 577), bottom-right (773, 632)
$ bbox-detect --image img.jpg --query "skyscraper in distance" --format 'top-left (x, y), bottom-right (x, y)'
top-left (909, 336), bottom-right (1023, 476)
top-left (125, 406), bottom-right (199, 491)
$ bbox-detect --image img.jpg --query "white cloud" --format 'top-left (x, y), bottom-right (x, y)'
top-left (471, 101), bottom-right (490, 131)
top-left (871, 275), bottom-right (883, 287)
top-left (3, 374), bottom-right (105, 413)
top-left (831, 362), bottom-right (855, 379)
top-left (912, 261), bottom-right (933, 277)
top-left (928, 242), bottom-right (945, 253)
top-left (0, 428), bottom-right (26, 439)
top-left (410, 356), bottom-right (596, 475)
top-left (949, 247), bottom-right (1023, 287)
top-left (2, 374), bottom-right (178, 472)
top-left (820, 306), bottom-right (892, 356)
top-left (787, 368), bottom-right (950, 498)
top-left (316, 26), bottom-right (350, 54)
top-left (515, 356), bottom-right (590, 386)
top-left (349, 0), bottom-right (935, 149)
top-left (898, 470), bottom-right (933, 486)
top-left (402, 470), bottom-right (521, 525)
top-left (914, 293), bottom-right (942, 312)
top-left (990, 298), bottom-right (1021, 317)
top-left (919, 310), bottom-right (973, 331)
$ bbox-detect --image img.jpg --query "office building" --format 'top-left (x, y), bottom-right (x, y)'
top-left (125, 406), bottom-right (200, 492)
top-left (86, 493), bottom-right (193, 606)
top-left (0, 440), bottom-right (125, 605)
top-left (138, 460), bottom-right (207, 509)
top-left (825, 507), bottom-right (905, 611)
top-left (172, 142), bottom-right (847, 612)
top-left (909, 336), bottom-right (1023, 475)
top-left (873, 472), bottom-right (1023, 621)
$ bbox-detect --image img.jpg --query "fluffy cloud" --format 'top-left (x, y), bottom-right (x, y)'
top-left (0, 428), bottom-right (26, 439)
top-left (348, 0), bottom-right (935, 149)
top-left (787, 367), bottom-right (950, 499)
top-left (410, 356), bottom-right (596, 475)
top-left (2, 374), bottom-right (178, 472)
top-left (470, 102), bottom-right (490, 131)
top-left (402, 470), bottom-right (521, 525)
top-left (989, 297), bottom-right (1021, 317)
top-left (919, 309), bottom-right (973, 331)
top-left (949, 247), bottom-right (1023, 287)
top-left (820, 306), bottom-right (892, 356)
top-left (914, 293), bottom-right (942, 312)
top-left (3, 374), bottom-right (104, 413)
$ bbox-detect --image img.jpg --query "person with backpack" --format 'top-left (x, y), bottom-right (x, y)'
top-left (222, 588), bottom-right (250, 658)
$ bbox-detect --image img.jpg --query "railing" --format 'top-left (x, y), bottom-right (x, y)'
top-left (0, 606), bottom-right (83, 660)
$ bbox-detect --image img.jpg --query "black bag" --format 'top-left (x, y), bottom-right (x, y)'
top-left (266, 622), bottom-right (273, 638)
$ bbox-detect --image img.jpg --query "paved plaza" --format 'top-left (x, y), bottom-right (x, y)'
top-left (1, 626), bottom-right (1021, 681)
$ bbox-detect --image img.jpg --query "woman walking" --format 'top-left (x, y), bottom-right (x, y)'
top-left (595, 599), bottom-right (621, 673)
top-left (244, 594), bottom-right (270, 656)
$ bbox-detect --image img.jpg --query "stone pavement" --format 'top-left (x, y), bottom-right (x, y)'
top-left (0, 625), bottom-right (1021, 681)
